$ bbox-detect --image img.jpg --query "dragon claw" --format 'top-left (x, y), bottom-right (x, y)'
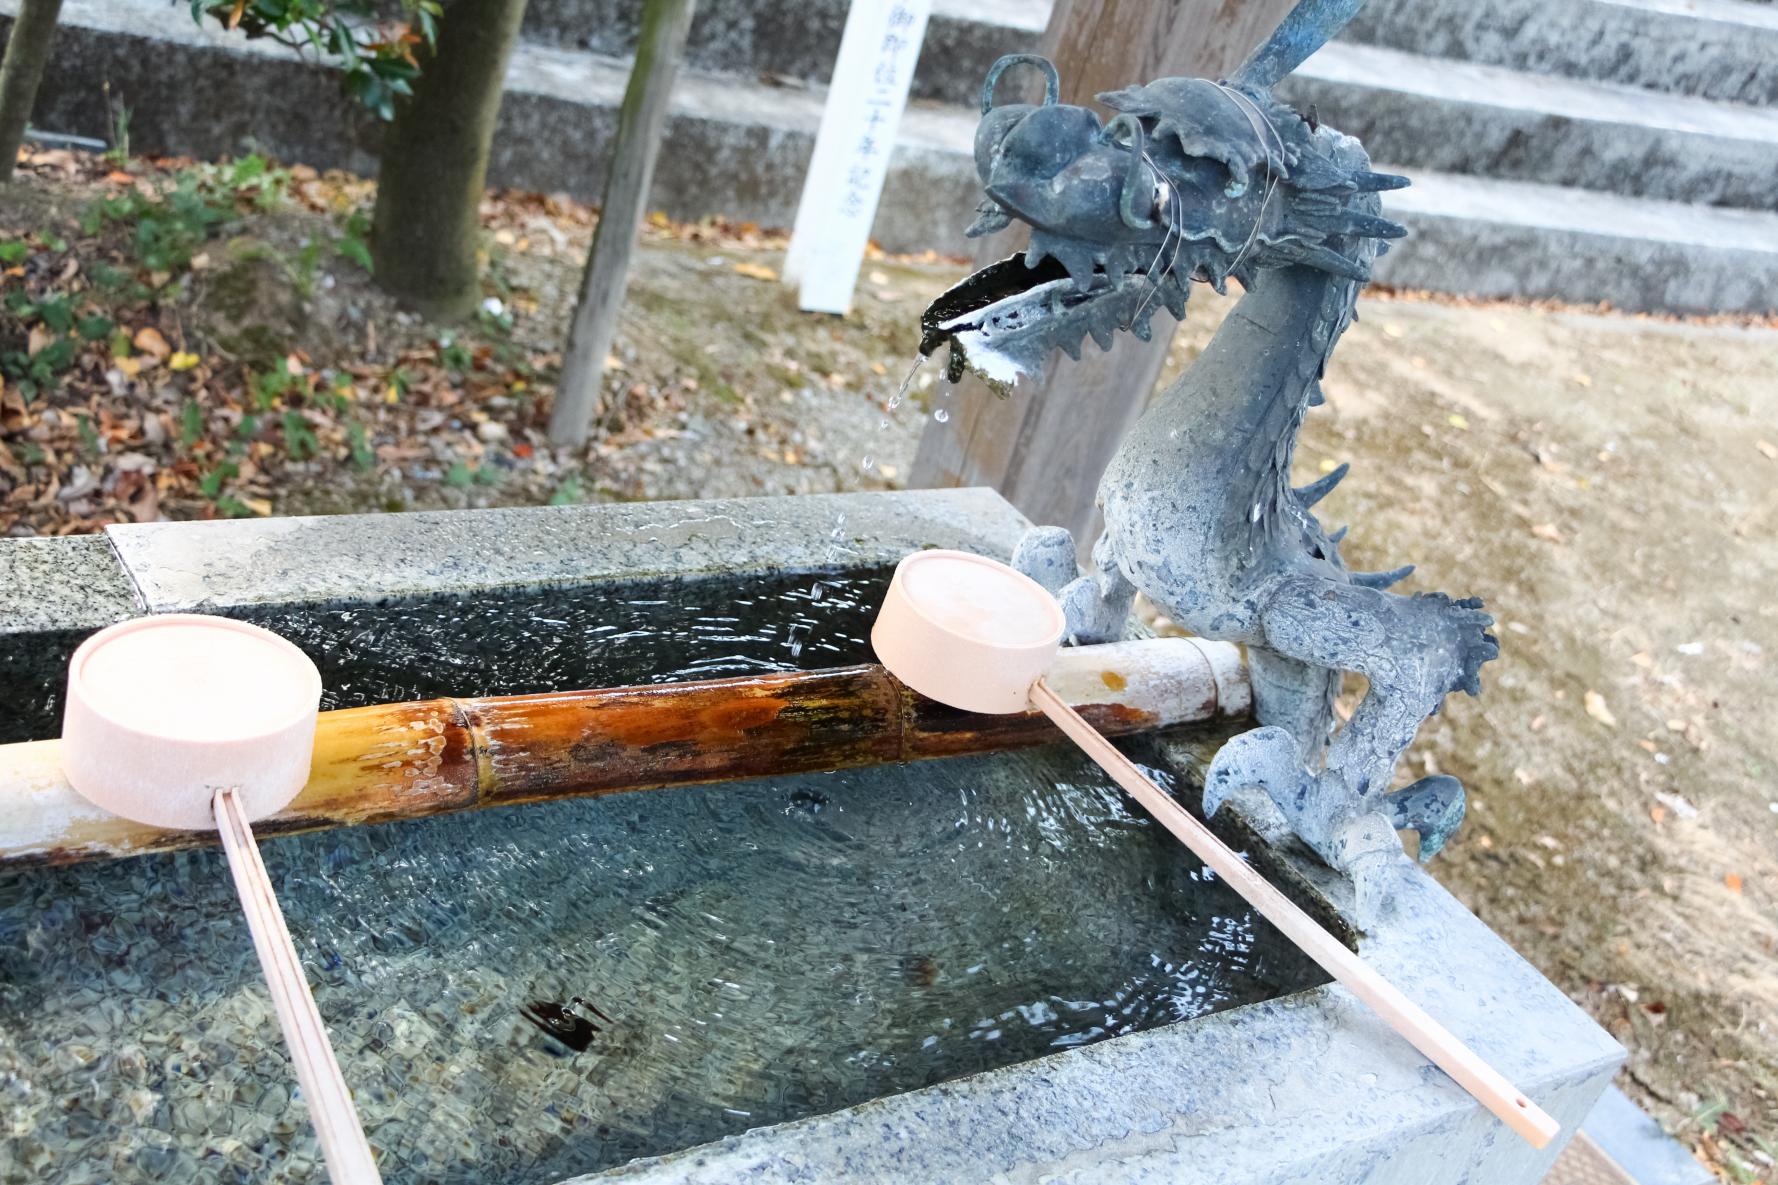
top-left (1386, 774), bottom-right (1466, 861)
top-left (1204, 726), bottom-right (1306, 823)
top-left (1330, 812), bottom-right (1402, 930)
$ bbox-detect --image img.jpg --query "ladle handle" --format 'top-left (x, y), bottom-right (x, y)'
top-left (214, 788), bottom-right (383, 1184)
top-left (1028, 680), bottom-right (1561, 1150)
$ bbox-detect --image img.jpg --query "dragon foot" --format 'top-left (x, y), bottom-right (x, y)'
top-left (1385, 774), bottom-right (1466, 862)
top-left (1205, 725), bottom-right (1405, 928)
top-left (1011, 525), bottom-right (1135, 644)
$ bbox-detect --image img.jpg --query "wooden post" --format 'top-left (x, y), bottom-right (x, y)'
top-left (908, 0), bottom-right (1302, 546)
top-left (783, 0), bottom-right (933, 315)
top-left (548, 0), bottom-right (696, 447)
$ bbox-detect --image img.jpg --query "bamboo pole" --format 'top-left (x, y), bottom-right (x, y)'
top-left (0, 637), bottom-right (1246, 868)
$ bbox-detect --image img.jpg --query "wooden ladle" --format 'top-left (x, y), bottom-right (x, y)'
top-left (60, 615), bottom-right (381, 1183)
top-left (870, 549), bottom-right (1560, 1149)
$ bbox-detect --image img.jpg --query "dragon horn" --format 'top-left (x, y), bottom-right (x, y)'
top-left (981, 54), bottom-right (1060, 115)
top-left (1232, 0), bottom-right (1369, 91)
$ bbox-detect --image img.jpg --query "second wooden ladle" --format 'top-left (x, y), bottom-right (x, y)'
top-left (870, 548), bottom-right (1560, 1149)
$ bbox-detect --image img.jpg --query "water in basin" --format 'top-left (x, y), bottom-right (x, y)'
top-left (0, 570), bottom-right (1325, 1184)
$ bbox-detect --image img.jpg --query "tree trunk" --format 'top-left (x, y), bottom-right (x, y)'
top-left (548, 0), bottom-right (695, 447)
top-left (908, 0), bottom-right (1302, 549)
top-left (370, 0), bottom-right (529, 317)
top-left (0, 0), bottom-right (65, 180)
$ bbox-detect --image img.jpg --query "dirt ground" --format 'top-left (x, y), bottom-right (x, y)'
top-left (2, 153), bottom-right (1775, 1178)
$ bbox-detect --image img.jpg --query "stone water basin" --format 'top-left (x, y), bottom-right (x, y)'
top-left (0, 490), bottom-right (1621, 1185)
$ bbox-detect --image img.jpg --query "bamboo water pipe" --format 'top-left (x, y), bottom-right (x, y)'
top-left (0, 636), bottom-right (1247, 868)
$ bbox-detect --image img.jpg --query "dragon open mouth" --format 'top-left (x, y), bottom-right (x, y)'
top-left (919, 236), bottom-right (1195, 393)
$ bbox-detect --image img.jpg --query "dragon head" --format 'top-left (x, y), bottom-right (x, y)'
top-left (922, 26), bottom-right (1410, 389)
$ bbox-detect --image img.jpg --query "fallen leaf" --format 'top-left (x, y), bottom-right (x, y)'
top-left (1756, 440), bottom-right (1777, 461)
top-left (732, 262), bottom-right (777, 282)
top-left (1725, 873), bottom-right (1743, 894)
top-left (1583, 690), bottom-right (1618, 728)
top-left (1630, 651), bottom-right (1652, 668)
top-left (1382, 322), bottom-right (1405, 339)
top-left (1650, 806), bottom-right (1667, 824)
top-left (1446, 413), bottom-right (1469, 431)
top-left (1654, 791), bottom-right (1698, 819)
top-left (133, 327), bottom-right (170, 359)
top-left (1530, 522), bottom-right (1564, 544)
top-left (168, 352), bottom-right (200, 371)
top-left (26, 324), bottom-right (56, 356)
top-left (1571, 372), bottom-right (1593, 387)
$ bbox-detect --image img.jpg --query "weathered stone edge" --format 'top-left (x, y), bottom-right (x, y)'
top-left (0, 535), bottom-right (143, 635)
top-left (102, 489), bottom-right (1030, 611)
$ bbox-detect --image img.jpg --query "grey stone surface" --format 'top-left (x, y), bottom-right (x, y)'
top-left (0, 534), bottom-right (140, 635)
top-left (1343, 0), bottom-right (1778, 108)
top-left (104, 488), bottom-right (1029, 610)
top-left (570, 856), bottom-right (1621, 1185)
top-left (0, 535), bottom-right (141, 745)
top-left (1283, 42), bottom-right (1778, 209)
top-left (1377, 168), bottom-right (1778, 314)
top-left (518, 0), bottom-right (1045, 108)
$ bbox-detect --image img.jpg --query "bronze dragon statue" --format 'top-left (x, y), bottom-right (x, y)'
top-left (919, 0), bottom-right (1498, 925)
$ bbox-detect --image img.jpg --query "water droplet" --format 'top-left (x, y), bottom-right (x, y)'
top-left (860, 455), bottom-right (875, 471)
top-left (878, 418), bottom-right (890, 431)
top-left (933, 408), bottom-right (950, 423)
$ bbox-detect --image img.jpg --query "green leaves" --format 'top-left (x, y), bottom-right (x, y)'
top-left (281, 409), bottom-right (321, 460)
top-left (191, 0), bottom-right (437, 120)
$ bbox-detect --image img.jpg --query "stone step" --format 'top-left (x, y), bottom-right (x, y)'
top-left (1282, 42), bottom-right (1778, 210)
top-left (1373, 167), bottom-right (1778, 314)
top-left (517, 0), bottom-right (1778, 211)
top-left (517, 0), bottom-right (1045, 108)
top-left (9, 0), bottom-right (1776, 314)
top-left (516, 0), bottom-right (1778, 113)
top-left (1342, 0), bottom-right (1778, 108)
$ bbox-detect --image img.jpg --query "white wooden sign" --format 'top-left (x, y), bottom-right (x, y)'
top-left (784, 0), bottom-right (933, 315)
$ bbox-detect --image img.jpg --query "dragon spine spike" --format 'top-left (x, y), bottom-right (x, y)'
top-left (1351, 565), bottom-right (1416, 589)
top-left (1295, 462), bottom-right (1349, 506)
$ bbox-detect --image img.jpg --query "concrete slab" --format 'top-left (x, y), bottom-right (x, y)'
top-left (1284, 42), bottom-right (1778, 208)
